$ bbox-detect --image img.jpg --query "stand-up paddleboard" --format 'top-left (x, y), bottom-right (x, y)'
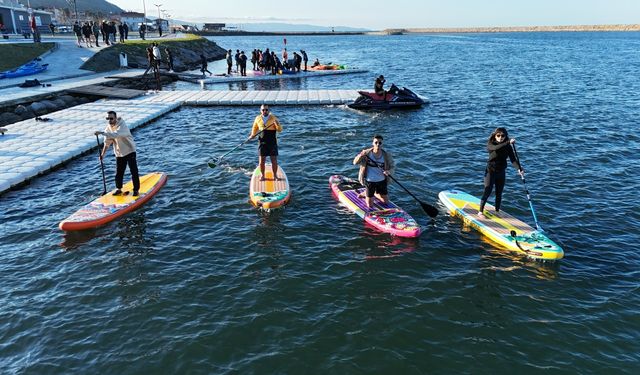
top-left (438, 190), bottom-right (564, 261)
top-left (59, 172), bottom-right (168, 231)
top-left (249, 163), bottom-right (291, 209)
top-left (329, 175), bottom-right (421, 238)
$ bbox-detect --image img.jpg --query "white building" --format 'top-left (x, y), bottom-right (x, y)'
top-left (120, 11), bottom-right (145, 31)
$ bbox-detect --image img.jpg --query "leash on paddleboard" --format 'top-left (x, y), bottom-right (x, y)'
top-left (207, 123), bottom-right (276, 168)
top-left (511, 144), bottom-right (543, 232)
top-left (510, 230), bottom-right (530, 254)
top-left (96, 134), bottom-right (107, 195)
top-left (362, 154), bottom-right (438, 218)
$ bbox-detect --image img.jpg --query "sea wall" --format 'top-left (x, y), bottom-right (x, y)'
top-left (381, 24), bottom-right (640, 34)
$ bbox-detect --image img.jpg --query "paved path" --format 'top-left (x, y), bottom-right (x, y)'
top-left (0, 89), bottom-right (361, 194)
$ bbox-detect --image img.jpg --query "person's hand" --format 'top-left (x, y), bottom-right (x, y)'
top-left (519, 169), bottom-right (525, 177)
top-left (510, 138), bottom-right (516, 144)
top-left (99, 153), bottom-right (104, 161)
top-left (383, 170), bottom-right (389, 176)
top-left (359, 149), bottom-right (367, 157)
top-left (94, 131), bottom-right (103, 136)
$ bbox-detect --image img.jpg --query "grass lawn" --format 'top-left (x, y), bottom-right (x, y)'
top-left (0, 43), bottom-right (55, 71)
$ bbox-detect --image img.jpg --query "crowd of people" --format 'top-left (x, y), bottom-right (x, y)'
top-left (71, 20), bottom-right (131, 48)
top-left (222, 47), bottom-right (310, 76)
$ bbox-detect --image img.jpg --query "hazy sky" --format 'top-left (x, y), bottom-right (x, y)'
top-left (108, 0), bottom-right (640, 29)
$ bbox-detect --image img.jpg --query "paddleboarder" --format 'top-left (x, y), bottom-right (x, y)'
top-left (353, 135), bottom-right (395, 208)
top-left (478, 127), bottom-right (525, 217)
top-left (248, 105), bottom-right (283, 181)
top-left (95, 111), bottom-right (140, 196)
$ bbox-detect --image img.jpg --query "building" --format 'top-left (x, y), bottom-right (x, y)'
top-left (120, 11), bottom-right (145, 31)
top-left (202, 23), bottom-right (225, 32)
top-left (0, 0), bottom-right (53, 34)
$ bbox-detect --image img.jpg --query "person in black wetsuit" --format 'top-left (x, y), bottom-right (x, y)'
top-left (248, 105), bottom-right (283, 181)
top-left (478, 127), bottom-right (525, 217)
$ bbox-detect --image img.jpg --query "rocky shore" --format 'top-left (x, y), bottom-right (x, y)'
top-left (81, 34), bottom-right (227, 73)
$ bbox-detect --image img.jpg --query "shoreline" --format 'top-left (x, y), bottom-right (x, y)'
top-left (379, 24), bottom-right (640, 34)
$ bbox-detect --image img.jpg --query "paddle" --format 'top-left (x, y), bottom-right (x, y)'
top-left (511, 143), bottom-right (543, 232)
top-left (207, 123), bottom-right (275, 168)
top-left (362, 154), bottom-right (438, 218)
top-left (95, 134), bottom-right (107, 195)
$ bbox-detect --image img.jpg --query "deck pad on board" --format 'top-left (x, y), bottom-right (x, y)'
top-left (249, 163), bottom-right (291, 209)
top-left (329, 175), bottom-right (421, 238)
top-left (438, 189), bottom-right (563, 260)
top-left (59, 172), bottom-right (167, 231)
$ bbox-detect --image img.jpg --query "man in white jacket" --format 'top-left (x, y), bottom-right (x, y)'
top-left (95, 111), bottom-right (140, 196)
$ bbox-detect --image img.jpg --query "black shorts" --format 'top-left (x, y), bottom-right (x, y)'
top-left (365, 179), bottom-right (388, 197)
top-left (258, 142), bottom-right (278, 157)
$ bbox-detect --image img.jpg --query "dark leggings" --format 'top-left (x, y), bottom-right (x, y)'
top-left (479, 168), bottom-right (506, 213)
top-left (115, 152), bottom-right (140, 192)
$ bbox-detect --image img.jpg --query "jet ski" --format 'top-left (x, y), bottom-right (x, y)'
top-left (348, 84), bottom-right (426, 110)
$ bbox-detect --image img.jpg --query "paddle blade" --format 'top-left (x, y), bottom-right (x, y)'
top-left (207, 161), bottom-right (218, 168)
top-left (421, 202), bottom-right (439, 218)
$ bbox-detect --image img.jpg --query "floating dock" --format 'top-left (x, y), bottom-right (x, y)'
top-left (176, 68), bottom-right (368, 85)
top-left (0, 89), bottom-right (362, 194)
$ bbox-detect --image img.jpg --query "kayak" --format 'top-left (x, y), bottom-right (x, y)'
top-left (59, 172), bottom-right (167, 231)
top-left (329, 175), bottom-right (421, 238)
top-left (1, 63), bottom-right (48, 79)
top-left (249, 163), bottom-right (291, 209)
top-left (438, 189), bottom-right (564, 261)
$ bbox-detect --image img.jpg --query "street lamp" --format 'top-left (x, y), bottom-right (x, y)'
top-left (154, 4), bottom-right (162, 23)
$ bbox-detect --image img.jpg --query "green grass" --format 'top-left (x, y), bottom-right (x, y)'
top-left (0, 43), bottom-right (55, 71)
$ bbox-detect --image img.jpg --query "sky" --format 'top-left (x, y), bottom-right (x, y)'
top-left (107, 0), bottom-right (640, 30)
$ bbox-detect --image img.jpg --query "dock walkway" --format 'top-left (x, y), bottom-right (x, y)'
top-left (0, 89), bottom-right (362, 194)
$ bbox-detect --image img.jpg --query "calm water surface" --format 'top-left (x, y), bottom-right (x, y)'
top-left (1, 33), bottom-right (640, 374)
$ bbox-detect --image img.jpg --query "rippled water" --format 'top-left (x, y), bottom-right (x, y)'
top-left (2, 33), bottom-right (640, 374)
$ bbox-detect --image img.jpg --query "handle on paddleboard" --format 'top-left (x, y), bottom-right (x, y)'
top-left (511, 144), bottom-right (543, 232)
top-left (362, 153), bottom-right (438, 218)
top-left (96, 134), bottom-right (107, 195)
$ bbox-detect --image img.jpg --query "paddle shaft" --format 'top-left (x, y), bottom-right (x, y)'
top-left (208, 123), bottom-right (275, 168)
top-left (361, 153), bottom-right (438, 217)
top-left (96, 134), bottom-right (107, 195)
top-left (511, 144), bottom-right (543, 231)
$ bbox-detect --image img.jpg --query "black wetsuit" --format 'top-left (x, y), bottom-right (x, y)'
top-left (479, 139), bottom-right (522, 213)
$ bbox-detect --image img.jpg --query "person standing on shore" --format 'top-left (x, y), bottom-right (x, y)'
top-left (248, 104), bottom-right (283, 181)
top-left (123, 23), bottom-right (129, 40)
top-left (165, 48), bottom-right (174, 72)
top-left (143, 46), bottom-right (156, 76)
top-left (152, 43), bottom-right (161, 68)
top-left (200, 54), bottom-right (212, 77)
top-left (49, 22), bottom-right (55, 36)
top-left (95, 111), bottom-right (140, 196)
top-left (118, 23), bottom-right (125, 43)
top-left (226, 49), bottom-right (233, 75)
top-left (82, 22), bottom-right (92, 48)
top-left (251, 49), bottom-right (258, 71)
top-left (235, 49), bottom-right (240, 73)
top-left (353, 135), bottom-right (395, 209)
top-left (101, 21), bottom-right (109, 45)
top-left (92, 21), bottom-right (100, 47)
top-left (73, 21), bottom-right (83, 48)
top-left (477, 127), bottom-right (524, 217)
top-left (300, 50), bottom-right (308, 71)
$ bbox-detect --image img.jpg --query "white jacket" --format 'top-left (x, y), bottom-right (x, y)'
top-left (103, 117), bottom-right (136, 157)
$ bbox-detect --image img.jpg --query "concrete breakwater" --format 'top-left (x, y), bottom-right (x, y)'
top-left (379, 24), bottom-right (640, 34)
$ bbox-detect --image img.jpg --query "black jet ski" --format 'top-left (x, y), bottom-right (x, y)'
top-left (348, 84), bottom-right (426, 110)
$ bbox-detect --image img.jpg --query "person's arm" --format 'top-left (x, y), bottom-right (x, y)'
top-left (506, 140), bottom-right (524, 174)
top-left (353, 149), bottom-right (369, 165)
top-left (273, 116), bottom-right (283, 132)
top-left (249, 117), bottom-right (259, 139)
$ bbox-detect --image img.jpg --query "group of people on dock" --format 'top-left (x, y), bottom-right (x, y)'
top-left (224, 47), bottom-right (310, 76)
top-left (98, 95), bottom-right (524, 215)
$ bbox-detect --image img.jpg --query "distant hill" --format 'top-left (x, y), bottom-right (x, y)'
top-left (224, 23), bottom-right (369, 33)
top-left (20, 0), bottom-right (123, 14)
